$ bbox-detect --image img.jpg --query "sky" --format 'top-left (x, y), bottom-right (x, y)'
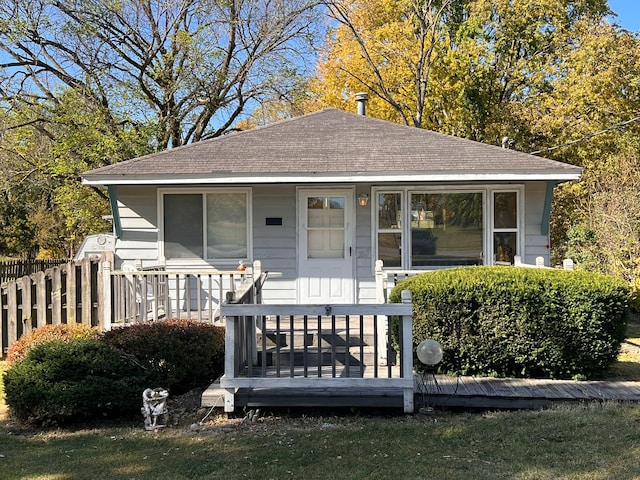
top-left (607, 0), bottom-right (640, 32)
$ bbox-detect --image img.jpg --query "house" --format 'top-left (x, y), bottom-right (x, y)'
top-left (81, 106), bottom-right (582, 306)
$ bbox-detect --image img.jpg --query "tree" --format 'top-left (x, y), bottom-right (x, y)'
top-left (0, 90), bottom-right (148, 257)
top-left (0, 0), bottom-right (322, 149)
top-left (564, 145), bottom-right (640, 291)
top-left (522, 22), bottom-right (640, 264)
top-left (310, 0), bottom-right (460, 127)
top-left (0, 0), bottom-right (322, 256)
top-left (311, 0), bottom-right (611, 141)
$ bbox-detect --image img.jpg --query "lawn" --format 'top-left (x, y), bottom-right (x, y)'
top-left (1, 317), bottom-right (639, 480)
top-left (626, 314), bottom-right (640, 346)
top-left (0, 401), bottom-right (639, 480)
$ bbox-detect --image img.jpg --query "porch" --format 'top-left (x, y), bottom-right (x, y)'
top-left (218, 292), bottom-right (415, 413)
top-left (104, 256), bottom-right (591, 414)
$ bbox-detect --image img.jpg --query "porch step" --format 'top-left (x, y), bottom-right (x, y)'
top-left (257, 346), bottom-right (384, 368)
top-left (257, 331), bottom-right (379, 349)
top-left (201, 376), bottom-right (225, 409)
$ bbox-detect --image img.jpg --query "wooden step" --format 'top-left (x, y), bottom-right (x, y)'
top-left (257, 331), bottom-right (379, 349)
top-left (257, 346), bottom-right (383, 367)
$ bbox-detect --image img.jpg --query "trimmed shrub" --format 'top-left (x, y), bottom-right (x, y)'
top-left (3, 338), bottom-right (148, 426)
top-left (6, 323), bottom-right (101, 365)
top-left (390, 267), bottom-right (629, 379)
top-left (102, 319), bottom-right (225, 394)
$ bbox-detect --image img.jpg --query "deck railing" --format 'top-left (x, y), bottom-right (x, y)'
top-left (105, 260), bottom-right (263, 326)
top-left (220, 290), bottom-right (414, 413)
top-left (374, 257), bottom-right (575, 303)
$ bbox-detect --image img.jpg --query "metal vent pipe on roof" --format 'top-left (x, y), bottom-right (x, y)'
top-left (355, 92), bottom-right (368, 116)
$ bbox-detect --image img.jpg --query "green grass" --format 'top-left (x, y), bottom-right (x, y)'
top-left (0, 403), bottom-right (639, 479)
top-left (626, 315), bottom-right (640, 346)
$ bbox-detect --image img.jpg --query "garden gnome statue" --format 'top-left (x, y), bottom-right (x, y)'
top-left (141, 388), bottom-right (169, 430)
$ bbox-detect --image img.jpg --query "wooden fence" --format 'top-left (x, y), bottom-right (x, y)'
top-left (0, 252), bottom-right (114, 356)
top-left (0, 258), bottom-right (68, 284)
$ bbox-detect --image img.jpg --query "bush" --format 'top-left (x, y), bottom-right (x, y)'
top-left (102, 319), bottom-right (225, 394)
top-left (3, 338), bottom-right (148, 426)
top-left (6, 323), bottom-right (101, 366)
top-left (390, 267), bottom-right (629, 379)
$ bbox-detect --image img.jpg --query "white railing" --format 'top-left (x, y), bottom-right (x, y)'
top-left (375, 257), bottom-right (575, 304)
top-left (104, 260), bottom-right (263, 326)
top-left (220, 290), bottom-right (415, 413)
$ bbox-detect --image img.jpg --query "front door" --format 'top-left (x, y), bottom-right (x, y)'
top-left (298, 188), bottom-right (355, 303)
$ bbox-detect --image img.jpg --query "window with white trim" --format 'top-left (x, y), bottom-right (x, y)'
top-left (375, 187), bottom-right (521, 269)
top-left (161, 190), bottom-right (250, 261)
top-left (493, 191), bottom-right (518, 264)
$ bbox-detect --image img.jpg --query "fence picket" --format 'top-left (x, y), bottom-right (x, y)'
top-left (51, 267), bottom-right (62, 325)
top-left (35, 271), bottom-right (47, 328)
top-left (0, 259), bottom-right (67, 283)
top-left (0, 252), bottom-right (114, 356)
top-left (20, 276), bottom-right (32, 335)
top-left (81, 258), bottom-right (92, 326)
top-left (7, 282), bottom-right (18, 352)
top-left (66, 262), bottom-right (75, 324)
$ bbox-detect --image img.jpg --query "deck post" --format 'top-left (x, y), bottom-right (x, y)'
top-left (251, 260), bottom-right (262, 365)
top-left (222, 314), bottom-right (237, 412)
top-left (374, 260), bottom-right (386, 303)
top-left (401, 289), bottom-right (414, 413)
top-left (374, 260), bottom-right (389, 365)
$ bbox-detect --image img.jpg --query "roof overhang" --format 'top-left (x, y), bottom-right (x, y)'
top-left (82, 171), bottom-right (582, 186)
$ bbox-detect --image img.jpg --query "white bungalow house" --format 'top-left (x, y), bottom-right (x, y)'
top-left (81, 107), bottom-right (582, 306)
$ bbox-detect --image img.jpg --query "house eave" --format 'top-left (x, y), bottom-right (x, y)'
top-left (82, 171), bottom-right (582, 186)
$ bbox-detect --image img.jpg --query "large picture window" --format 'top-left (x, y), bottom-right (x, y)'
top-left (410, 192), bottom-right (483, 267)
top-left (162, 190), bottom-right (249, 261)
top-left (375, 187), bottom-right (521, 269)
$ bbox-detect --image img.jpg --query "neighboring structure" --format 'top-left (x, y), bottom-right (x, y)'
top-left (81, 107), bottom-right (582, 305)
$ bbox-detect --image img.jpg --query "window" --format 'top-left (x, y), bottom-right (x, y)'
top-left (493, 191), bottom-right (518, 264)
top-left (377, 193), bottom-right (402, 267)
top-left (161, 190), bottom-right (249, 261)
top-left (374, 187), bottom-right (521, 269)
top-left (307, 196), bottom-right (345, 259)
top-left (410, 192), bottom-right (483, 267)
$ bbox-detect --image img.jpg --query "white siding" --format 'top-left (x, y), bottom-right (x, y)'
top-left (114, 186), bottom-right (160, 267)
top-left (252, 185), bottom-right (298, 303)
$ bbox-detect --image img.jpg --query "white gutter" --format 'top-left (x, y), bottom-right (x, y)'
top-left (82, 171), bottom-right (582, 186)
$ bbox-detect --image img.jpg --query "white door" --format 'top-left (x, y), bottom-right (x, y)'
top-left (298, 188), bottom-right (355, 303)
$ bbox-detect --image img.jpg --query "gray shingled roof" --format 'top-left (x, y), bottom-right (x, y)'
top-left (82, 108), bottom-right (582, 185)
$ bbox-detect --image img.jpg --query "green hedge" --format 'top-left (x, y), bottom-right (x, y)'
top-left (3, 338), bottom-right (148, 426)
top-left (102, 319), bottom-right (225, 394)
top-left (5, 323), bottom-right (101, 365)
top-left (389, 267), bottom-right (629, 379)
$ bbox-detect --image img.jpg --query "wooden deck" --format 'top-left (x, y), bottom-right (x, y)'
top-left (203, 374), bottom-right (640, 411)
top-left (418, 375), bottom-right (640, 409)
top-left (214, 302), bottom-right (640, 412)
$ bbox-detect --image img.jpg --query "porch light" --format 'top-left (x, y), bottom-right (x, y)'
top-left (358, 192), bottom-right (369, 207)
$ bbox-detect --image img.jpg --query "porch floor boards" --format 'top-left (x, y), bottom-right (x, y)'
top-left (202, 375), bottom-right (640, 411)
